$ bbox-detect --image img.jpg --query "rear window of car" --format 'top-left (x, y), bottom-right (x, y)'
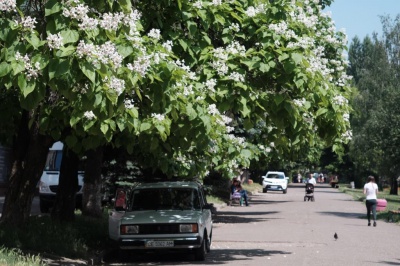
top-left (266, 174), bottom-right (285, 179)
top-left (130, 188), bottom-right (201, 211)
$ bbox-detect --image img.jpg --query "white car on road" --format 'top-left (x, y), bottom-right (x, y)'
top-left (262, 171), bottom-right (289, 194)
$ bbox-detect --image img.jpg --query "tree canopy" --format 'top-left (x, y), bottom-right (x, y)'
top-left (0, 0), bottom-right (352, 179)
top-left (348, 15), bottom-right (400, 193)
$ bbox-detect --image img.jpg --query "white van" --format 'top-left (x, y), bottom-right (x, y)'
top-left (38, 141), bottom-right (84, 213)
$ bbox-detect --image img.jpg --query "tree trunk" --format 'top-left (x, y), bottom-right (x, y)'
top-left (390, 175), bottom-right (398, 195)
top-left (82, 146), bottom-right (104, 218)
top-left (51, 147), bottom-right (79, 222)
top-left (1, 110), bottom-right (53, 226)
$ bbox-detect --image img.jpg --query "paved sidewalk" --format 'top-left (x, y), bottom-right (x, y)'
top-left (208, 183), bottom-right (399, 266)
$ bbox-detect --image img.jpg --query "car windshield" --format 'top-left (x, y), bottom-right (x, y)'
top-left (130, 188), bottom-right (201, 211)
top-left (266, 174), bottom-right (285, 179)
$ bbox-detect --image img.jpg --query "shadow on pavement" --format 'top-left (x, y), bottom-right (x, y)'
top-left (317, 211), bottom-right (363, 219)
top-left (103, 248), bottom-right (291, 265)
top-left (377, 259), bottom-right (400, 265)
top-left (213, 211), bottom-right (279, 224)
top-left (249, 200), bottom-right (291, 205)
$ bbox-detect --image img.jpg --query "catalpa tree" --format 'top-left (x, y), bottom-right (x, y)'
top-left (0, 0), bottom-right (248, 223)
top-left (135, 0), bottom-right (353, 169)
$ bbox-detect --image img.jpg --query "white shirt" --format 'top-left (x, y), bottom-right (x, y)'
top-left (308, 177), bottom-right (316, 185)
top-left (364, 182), bottom-right (378, 200)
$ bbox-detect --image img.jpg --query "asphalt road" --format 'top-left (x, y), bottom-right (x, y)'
top-left (2, 185), bottom-right (399, 265)
top-left (103, 183), bottom-right (400, 265)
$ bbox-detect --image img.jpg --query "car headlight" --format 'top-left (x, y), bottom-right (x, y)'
top-left (120, 225), bottom-right (139, 234)
top-left (39, 181), bottom-right (51, 193)
top-left (179, 224), bottom-right (198, 233)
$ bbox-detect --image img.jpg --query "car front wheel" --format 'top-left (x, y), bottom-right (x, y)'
top-left (40, 200), bottom-right (50, 213)
top-left (194, 238), bottom-right (207, 261)
top-left (283, 189), bottom-right (287, 194)
top-left (206, 231), bottom-right (212, 252)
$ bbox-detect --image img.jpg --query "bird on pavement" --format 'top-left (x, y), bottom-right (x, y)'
top-left (334, 232), bottom-right (338, 240)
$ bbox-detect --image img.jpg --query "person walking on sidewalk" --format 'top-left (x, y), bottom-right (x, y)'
top-left (363, 175), bottom-right (378, 227)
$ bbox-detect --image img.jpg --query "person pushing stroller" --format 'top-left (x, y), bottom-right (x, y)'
top-left (304, 173), bottom-right (316, 202)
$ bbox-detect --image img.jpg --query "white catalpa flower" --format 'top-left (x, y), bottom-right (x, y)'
top-left (84, 111), bottom-right (96, 120)
top-left (151, 113), bottom-right (165, 121)
top-left (47, 33), bottom-right (63, 50)
top-left (0, 0), bottom-right (16, 12)
top-left (148, 29), bottom-right (161, 40)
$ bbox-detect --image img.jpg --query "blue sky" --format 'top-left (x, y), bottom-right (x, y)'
top-left (325, 0), bottom-right (400, 44)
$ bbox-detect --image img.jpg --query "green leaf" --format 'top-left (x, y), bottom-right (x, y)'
top-left (241, 149), bottom-right (252, 158)
top-left (240, 97), bottom-right (250, 117)
top-left (45, 0), bottom-right (62, 16)
top-left (187, 21), bottom-right (197, 37)
top-left (118, 0), bottom-right (132, 12)
top-left (291, 53), bottom-right (303, 64)
top-left (23, 82), bottom-right (36, 98)
top-left (25, 33), bottom-right (44, 50)
top-left (274, 95), bottom-right (285, 105)
top-left (186, 103), bottom-right (197, 120)
top-left (79, 61), bottom-right (96, 84)
top-left (316, 108), bottom-right (328, 117)
top-left (140, 122), bottom-right (152, 132)
top-left (278, 53), bottom-right (289, 62)
top-left (12, 61), bottom-right (25, 75)
top-left (117, 120), bottom-right (125, 132)
top-left (55, 59), bottom-right (70, 77)
top-left (215, 14), bottom-right (225, 25)
top-left (101, 123), bottom-right (109, 135)
top-left (70, 115), bottom-right (81, 127)
top-left (177, 0), bottom-right (182, 10)
top-left (17, 75), bottom-right (27, 94)
top-left (179, 39), bottom-right (188, 51)
top-left (56, 46), bottom-right (75, 57)
top-left (117, 44), bottom-right (134, 59)
top-left (105, 89), bottom-right (118, 104)
top-left (259, 63), bottom-right (270, 73)
top-left (0, 62), bottom-right (11, 77)
top-left (60, 30), bottom-right (79, 44)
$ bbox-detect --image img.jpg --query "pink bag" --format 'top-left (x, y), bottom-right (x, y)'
top-left (376, 199), bottom-right (387, 212)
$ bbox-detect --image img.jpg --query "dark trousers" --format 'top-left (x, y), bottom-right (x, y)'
top-left (366, 199), bottom-right (377, 222)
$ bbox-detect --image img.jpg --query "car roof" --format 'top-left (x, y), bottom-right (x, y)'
top-left (134, 181), bottom-right (202, 190)
top-left (266, 171), bottom-right (285, 175)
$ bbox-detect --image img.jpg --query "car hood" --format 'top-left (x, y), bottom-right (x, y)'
top-left (263, 178), bottom-right (287, 184)
top-left (120, 210), bottom-right (204, 224)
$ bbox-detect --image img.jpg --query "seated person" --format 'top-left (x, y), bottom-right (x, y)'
top-left (235, 181), bottom-right (249, 207)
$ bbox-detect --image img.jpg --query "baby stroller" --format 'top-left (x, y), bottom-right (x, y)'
top-left (304, 183), bottom-right (315, 202)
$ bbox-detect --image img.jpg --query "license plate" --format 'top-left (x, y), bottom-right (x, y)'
top-left (145, 241), bottom-right (174, 248)
top-left (270, 186), bottom-right (277, 189)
